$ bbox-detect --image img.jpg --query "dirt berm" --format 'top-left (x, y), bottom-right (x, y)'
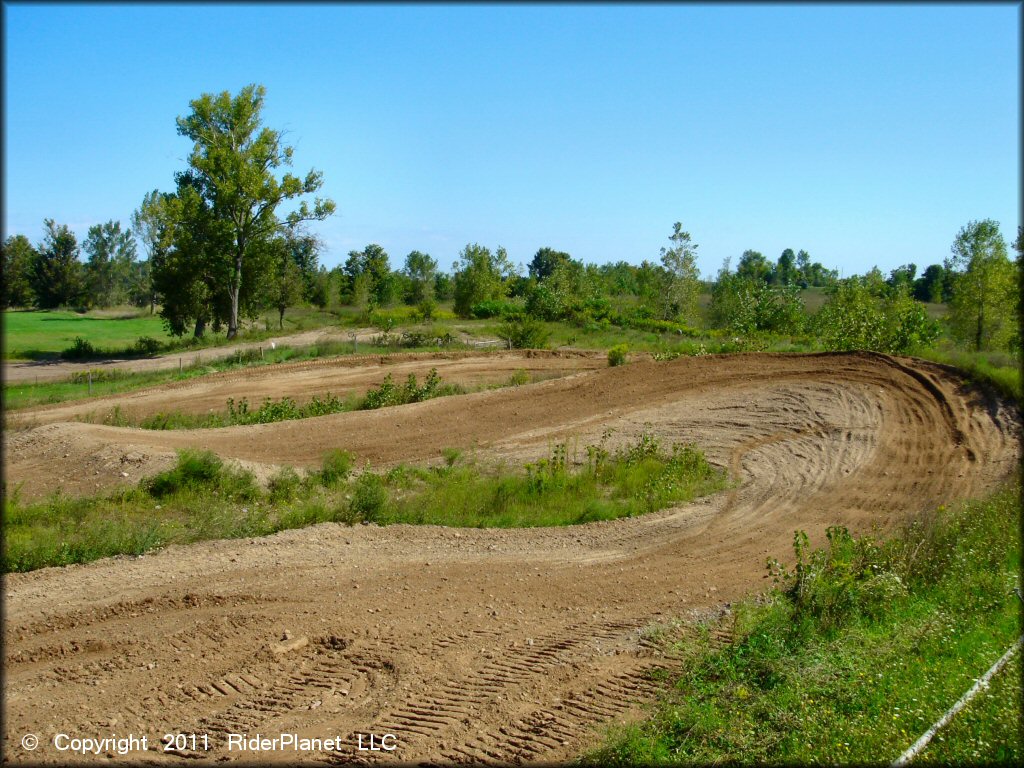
top-left (3, 351), bottom-right (1019, 764)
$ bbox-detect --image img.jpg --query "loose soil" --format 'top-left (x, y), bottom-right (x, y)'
top-left (2, 351), bottom-right (1019, 765)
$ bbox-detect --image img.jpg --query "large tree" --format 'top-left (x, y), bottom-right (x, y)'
top-left (32, 219), bottom-right (86, 309)
top-left (341, 244), bottom-right (395, 308)
top-left (946, 219), bottom-right (1016, 352)
top-left (452, 243), bottom-right (514, 318)
top-left (2, 234), bottom-right (38, 308)
top-left (175, 83), bottom-right (335, 338)
top-left (132, 189), bottom-right (173, 313)
top-left (659, 222), bottom-right (701, 323)
top-left (402, 250), bottom-right (438, 305)
top-left (83, 220), bottom-right (137, 307)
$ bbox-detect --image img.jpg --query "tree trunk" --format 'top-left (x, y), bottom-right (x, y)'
top-left (194, 315), bottom-right (206, 338)
top-left (279, 306), bottom-right (285, 330)
top-left (975, 304), bottom-right (984, 352)
top-left (227, 251), bottom-right (243, 340)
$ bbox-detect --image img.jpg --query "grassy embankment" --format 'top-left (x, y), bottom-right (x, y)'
top-left (2, 432), bottom-right (727, 572)
top-left (588, 481), bottom-right (1022, 765)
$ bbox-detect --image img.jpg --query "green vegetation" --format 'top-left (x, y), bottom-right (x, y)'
top-left (73, 368), bottom-right (531, 430)
top-left (2, 434), bottom-right (726, 572)
top-left (588, 482), bottom-right (1022, 766)
top-left (3, 309), bottom-right (171, 359)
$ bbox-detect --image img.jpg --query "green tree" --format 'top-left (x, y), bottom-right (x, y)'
top-left (814, 278), bottom-right (939, 354)
top-left (528, 247), bottom-right (571, 281)
top-left (83, 220), bottom-right (137, 307)
top-left (452, 243), bottom-right (513, 318)
top-left (175, 83), bottom-right (335, 338)
top-left (886, 263), bottom-right (917, 294)
top-left (912, 264), bottom-right (949, 304)
top-left (1, 234), bottom-right (38, 308)
top-left (736, 250), bottom-right (772, 283)
top-left (31, 220), bottom-right (86, 309)
top-left (403, 250), bottom-right (438, 304)
top-left (771, 248), bottom-right (798, 286)
top-left (270, 238), bottom-right (305, 329)
top-left (132, 189), bottom-right (174, 314)
top-left (659, 222), bottom-right (701, 323)
top-left (710, 274), bottom-right (805, 335)
top-left (946, 219), bottom-right (1016, 352)
top-left (342, 244), bottom-right (394, 308)
top-left (147, 178), bottom-right (234, 337)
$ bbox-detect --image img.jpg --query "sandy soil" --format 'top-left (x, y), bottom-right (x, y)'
top-left (2, 351), bottom-right (1019, 765)
top-left (6, 350), bottom-right (608, 434)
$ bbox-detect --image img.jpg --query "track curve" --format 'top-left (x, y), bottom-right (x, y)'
top-left (3, 352), bottom-right (1019, 764)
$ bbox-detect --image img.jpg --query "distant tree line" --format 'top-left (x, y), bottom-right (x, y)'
top-left (4, 84), bottom-right (1019, 359)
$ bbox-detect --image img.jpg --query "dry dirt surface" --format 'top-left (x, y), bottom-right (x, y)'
top-left (6, 350), bottom-right (608, 435)
top-left (3, 351), bottom-right (1020, 765)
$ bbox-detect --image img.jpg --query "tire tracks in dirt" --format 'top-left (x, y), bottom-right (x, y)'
top-left (2, 352), bottom-right (1019, 764)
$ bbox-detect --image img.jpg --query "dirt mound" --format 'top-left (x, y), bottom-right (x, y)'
top-left (3, 352), bottom-right (1019, 764)
top-left (8, 349), bottom-right (608, 432)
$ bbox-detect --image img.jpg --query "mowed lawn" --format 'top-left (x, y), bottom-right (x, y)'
top-left (3, 309), bottom-right (173, 359)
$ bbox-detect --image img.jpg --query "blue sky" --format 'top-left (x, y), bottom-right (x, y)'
top-left (3, 2), bottom-right (1019, 278)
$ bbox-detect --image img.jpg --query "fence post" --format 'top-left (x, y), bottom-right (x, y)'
top-left (179, 357), bottom-right (183, 374)
top-left (88, 371), bottom-right (92, 395)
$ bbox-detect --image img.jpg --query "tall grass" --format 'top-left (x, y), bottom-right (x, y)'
top-left (588, 481), bottom-right (1022, 765)
top-left (2, 434), bottom-right (727, 572)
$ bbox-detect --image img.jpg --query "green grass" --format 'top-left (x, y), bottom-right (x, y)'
top-left (3, 338), bottom-right (474, 411)
top-left (2, 434), bottom-right (727, 572)
top-left (915, 344), bottom-right (1022, 404)
top-left (374, 433), bottom-right (727, 528)
top-left (3, 306), bottom-right (345, 360)
top-left (3, 308), bottom-right (173, 359)
top-left (587, 482), bottom-right (1022, 766)
top-left (88, 368), bottom-right (467, 429)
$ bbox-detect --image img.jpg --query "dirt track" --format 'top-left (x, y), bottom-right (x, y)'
top-left (3, 352), bottom-right (1019, 764)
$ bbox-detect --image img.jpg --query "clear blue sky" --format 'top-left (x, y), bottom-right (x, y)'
top-left (3, 2), bottom-right (1019, 278)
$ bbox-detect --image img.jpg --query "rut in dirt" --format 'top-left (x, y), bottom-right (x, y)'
top-left (2, 352), bottom-right (1019, 765)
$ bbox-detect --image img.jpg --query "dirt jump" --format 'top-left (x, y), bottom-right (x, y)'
top-left (3, 351), bottom-right (1019, 764)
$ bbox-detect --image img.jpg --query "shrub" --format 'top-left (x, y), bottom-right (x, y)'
top-left (497, 315), bottom-right (550, 349)
top-left (133, 336), bottom-right (164, 356)
top-left (608, 344), bottom-right (629, 367)
top-left (268, 466), bottom-right (302, 502)
top-left (319, 449), bottom-right (354, 487)
top-left (145, 449), bottom-right (257, 500)
top-left (62, 336), bottom-right (98, 359)
top-left (470, 299), bottom-right (518, 319)
top-left (350, 471), bottom-right (388, 521)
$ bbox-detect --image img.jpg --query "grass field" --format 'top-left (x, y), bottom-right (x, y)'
top-left (2, 306), bottom-right (346, 360)
top-left (3, 309), bottom-right (172, 359)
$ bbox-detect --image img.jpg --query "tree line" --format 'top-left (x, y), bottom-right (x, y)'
top-left (3, 84), bottom-right (1020, 357)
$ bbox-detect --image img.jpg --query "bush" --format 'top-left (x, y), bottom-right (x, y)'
top-left (268, 466), bottom-right (302, 502)
top-left (145, 449), bottom-right (257, 500)
top-left (62, 336), bottom-right (98, 359)
top-left (608, 344), bottom-right (629, 367)
top-left (319, 450), bottom-right (354, 487)
top-left (133, 336), bottom-right (164, 356)
top-left (470, 299), bottom-right (518, 319)
top-left (497, 315), bottom-right (550, 349)
top-left (350, 471), bottom-right (388, 521)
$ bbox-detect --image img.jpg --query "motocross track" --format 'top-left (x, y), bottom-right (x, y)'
top-left (3, 352), bottom-right (1020, 765)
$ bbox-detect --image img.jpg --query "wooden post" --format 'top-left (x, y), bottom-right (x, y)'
top-left (179, 357), bottom-right (183, 374)
top-left (260, 346), bottom-right (264, 359)
top-left (88, 371), bottom-right (92, 395)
